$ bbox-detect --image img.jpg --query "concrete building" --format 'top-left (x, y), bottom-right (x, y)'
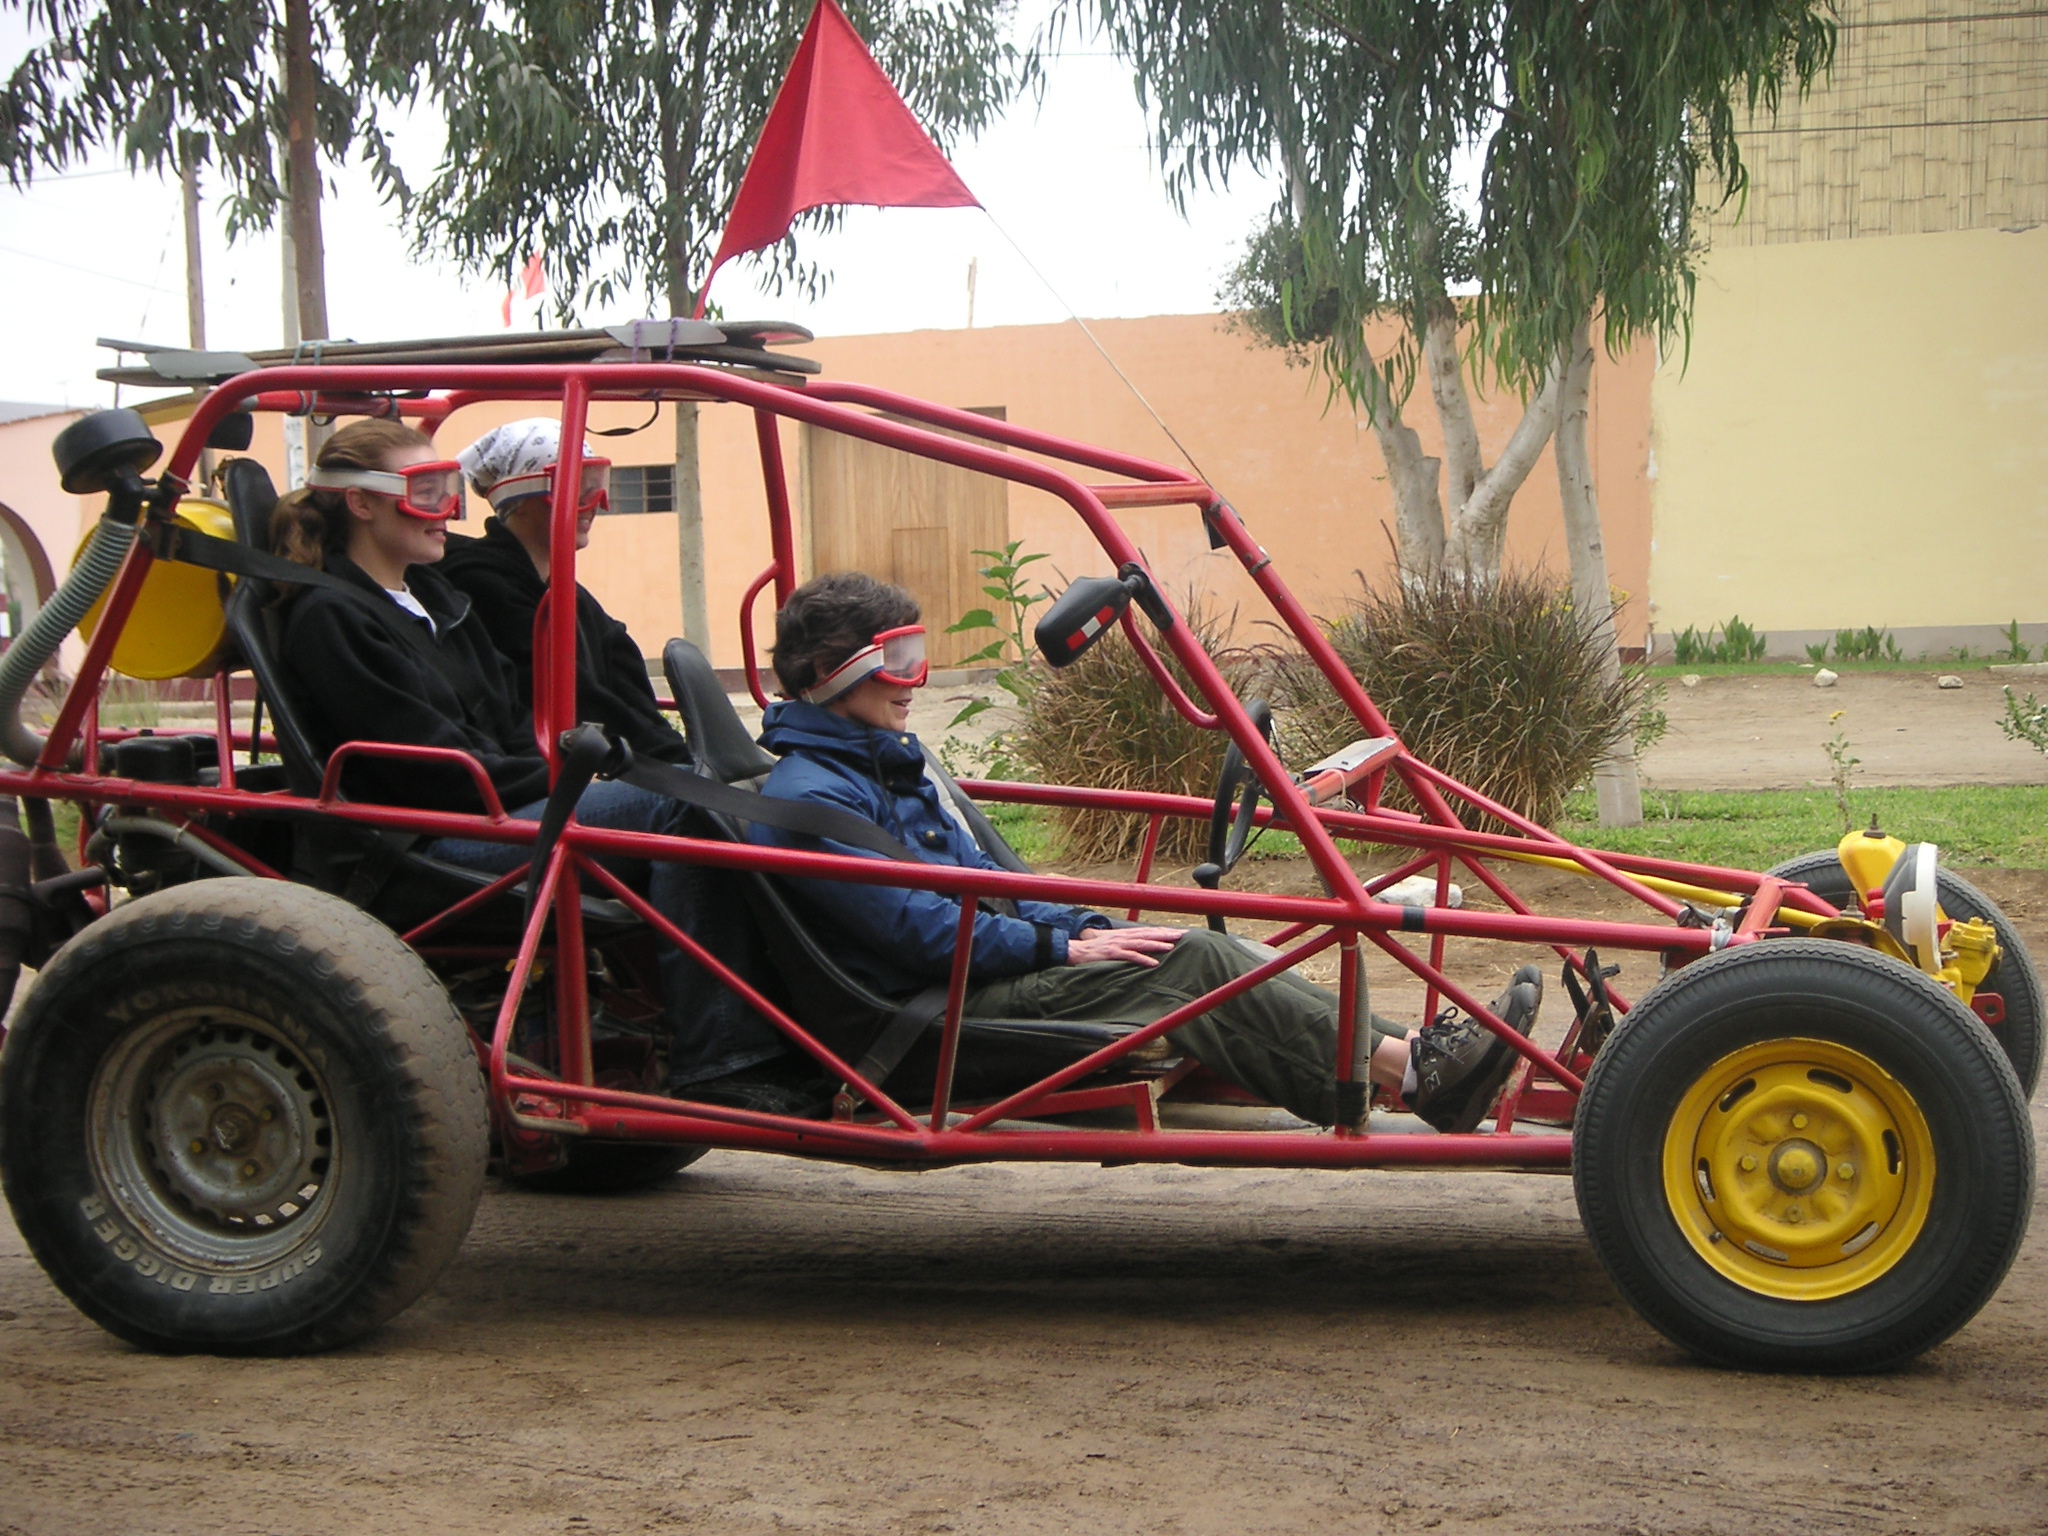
top-left (1648, 0), bottom-right (2048, 659)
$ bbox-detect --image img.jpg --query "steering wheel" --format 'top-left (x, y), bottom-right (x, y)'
top-left (1193, 699), bottom-right (1274, 934)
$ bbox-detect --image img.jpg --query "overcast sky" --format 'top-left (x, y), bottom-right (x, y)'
top-left (0, 4), bottom-right (1279, 409)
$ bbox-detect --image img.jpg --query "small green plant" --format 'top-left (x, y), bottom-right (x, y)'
top-left (1822, 709), bottom-right (1860, 833)
top-left (1950, 644), bottom-right (1977, 664)
top-left (1999, 688), bottom-right (2048, 755)
top-left (1672, 615), bottom-right (1768, 665)
top-left (1828, 625), bottom-right (1903, 664)
top-left (2000, 620), bottom-right (2034, 664)
top-left (1805, 640), bottom-right (1830, 665)
top-left (945, 541), bottom-right (1049, 730)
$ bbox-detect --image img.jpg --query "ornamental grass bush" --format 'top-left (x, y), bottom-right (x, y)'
top-left (1013, 596), bottom-right (1257, 863)
top-left (1263, 569), bottom-right (1651, 831)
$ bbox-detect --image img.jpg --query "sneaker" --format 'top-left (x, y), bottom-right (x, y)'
top-left (1410, 964), bottom-right (1544, 1133)
top-left (681, 1060), bottom-right (834, 1120)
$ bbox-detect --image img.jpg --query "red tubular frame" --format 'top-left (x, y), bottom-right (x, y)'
top-left (7, 356), bottom-right (1862, 1176)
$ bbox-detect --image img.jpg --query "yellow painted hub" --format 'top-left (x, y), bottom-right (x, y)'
top-left (1661, 1038), bottom-right (1935, 1301)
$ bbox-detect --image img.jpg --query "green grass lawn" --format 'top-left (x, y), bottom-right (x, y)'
top-left (1558, 784), bottom-right (2048, 871)
top-left (991, 784), bottom-right (2048, 876)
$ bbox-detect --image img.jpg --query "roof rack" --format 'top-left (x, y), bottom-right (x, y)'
top-left (95, 319), bottom-right (820, 388)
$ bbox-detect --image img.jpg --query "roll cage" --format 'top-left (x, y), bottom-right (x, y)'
top-left (2, 355), bottom-right (1845, 1172)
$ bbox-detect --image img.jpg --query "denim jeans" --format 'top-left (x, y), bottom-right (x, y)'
top-left (429, 780), bottom-right (789, 1086)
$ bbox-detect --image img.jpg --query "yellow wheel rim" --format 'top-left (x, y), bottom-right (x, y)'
top-left (1661, 1038), bottom-right (1935, 1301)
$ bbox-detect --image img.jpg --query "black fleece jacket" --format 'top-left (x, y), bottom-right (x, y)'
top-left (279, 556), bottom-right (551, 813)
top-left (438, 518), bottom-right (691, 764)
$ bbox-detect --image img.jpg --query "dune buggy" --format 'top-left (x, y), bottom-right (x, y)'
top-left (0, 322), bottom-right (2034, 1371)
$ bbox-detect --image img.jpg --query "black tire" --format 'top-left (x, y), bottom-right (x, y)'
top-left (1574, 940), bottom-right (2033, 1372)
top-left (509, 1140), bottom-right (707, 1194)
top-left (0, 879), bottom-right (489, 1354)
top-left (1768, 848), bottom-right (2042, 1098)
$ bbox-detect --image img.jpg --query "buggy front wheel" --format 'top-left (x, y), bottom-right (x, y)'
top-left (1573, 940), bottom-right (2033, 1372)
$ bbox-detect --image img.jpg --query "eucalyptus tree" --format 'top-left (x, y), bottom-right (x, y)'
top-left (1083, 0), bottom-right (1558, 583)
top-left (1, 0), bottom-right (473, 343)
top-left (1475, 0), bottom-right (1833, 822)
top-left (412, 0), bottom-right (1018, 646)
top-left (1074, 0), bottom-right (1831, 821)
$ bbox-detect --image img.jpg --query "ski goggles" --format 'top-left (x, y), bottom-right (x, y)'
top-left (802, 625), bottom-right (929, 703)
top-left (306, 460), bottom-right (467, 521)
top-left (479, 457), bottom-right (612, 516)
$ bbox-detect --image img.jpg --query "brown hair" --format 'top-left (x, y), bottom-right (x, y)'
top-left (269, 419), bottom-right (437, 570)
top-left (771, 571), bottom-right (920, 698)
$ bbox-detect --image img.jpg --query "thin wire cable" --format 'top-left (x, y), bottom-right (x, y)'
top-left (978, 205), bottom-right (1225, 497)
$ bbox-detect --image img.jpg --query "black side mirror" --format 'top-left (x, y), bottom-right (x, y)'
top-left (51, 408), bottom-right (162, 494)
top-left (1035, 564), bottom-right (1175, 668)
top-left (1036, 575), bottom-right (1132, 668)
top-left (205, 411), bottom-right (255, 451)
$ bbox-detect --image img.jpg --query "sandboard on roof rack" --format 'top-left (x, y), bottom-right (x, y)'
top-left (95, 318), bottom-right (820, 388)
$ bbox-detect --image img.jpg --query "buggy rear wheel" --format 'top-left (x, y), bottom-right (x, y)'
top-left (509, 1141), bottom-right (708, 1193)
top-left (1767, 849), bottom-right (2041, 1098)
top-left (0, 879), bottom-right (489, 1354)
top-left (1573, 941), bottom-right (2032, 1372)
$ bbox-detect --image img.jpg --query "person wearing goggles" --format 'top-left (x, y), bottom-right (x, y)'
top-left (747, 572), bottom-right (1543, 1134)
top-left (274, 417), bottom-right (790, 1104)
top-left (441, 418), bottom-right (691, 765)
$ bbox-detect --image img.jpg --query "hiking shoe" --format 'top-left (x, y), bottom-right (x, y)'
top-left (1411, 964), bottom-right (1544, 1133)
top-left (682, 1060), bottom-right (833, 1120)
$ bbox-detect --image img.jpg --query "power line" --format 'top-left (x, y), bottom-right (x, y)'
top-left (0, 241), bottom-right (175, 292)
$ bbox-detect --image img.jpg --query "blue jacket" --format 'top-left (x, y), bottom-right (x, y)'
top-left (750, 700), bottom-right (1105, 997)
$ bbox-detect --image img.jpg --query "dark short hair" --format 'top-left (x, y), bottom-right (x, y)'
top-left (773, 572), bottom-right (920, 698)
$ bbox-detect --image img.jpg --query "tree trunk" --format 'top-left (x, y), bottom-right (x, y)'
top-left (659, 0), bottom-right (718, 651)
top-left (1440, 367), bottom-right (1561, 582)
top-left (1556, 315), bottom-right (1641, 828)
top-left (280, 0), bottom-right (328, 343)
top-left (1354, 334), bottom-right (1443, 577)
top-left (1423, 305), bottom-right (1482, 517)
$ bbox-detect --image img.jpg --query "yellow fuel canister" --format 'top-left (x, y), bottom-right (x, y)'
top-left (76, 497), bottom-right (237, 680)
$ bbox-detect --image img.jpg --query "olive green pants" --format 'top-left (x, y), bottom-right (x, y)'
top-left (963, 928), bottom-right (1402, 1127)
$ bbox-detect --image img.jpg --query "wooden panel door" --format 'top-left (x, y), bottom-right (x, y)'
top-left (803, 408), bottom-right (1008, 667)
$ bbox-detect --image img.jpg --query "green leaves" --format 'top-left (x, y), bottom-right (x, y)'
top-left (1067, 0), bottom-right (1834, 402)
top-left (1, 1), bottom-right (477, 233)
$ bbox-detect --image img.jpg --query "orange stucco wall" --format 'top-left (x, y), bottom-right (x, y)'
top-left (0, 315), bottom-right (1653, 676)
top-left (633, 313), bottom-right (1653, 668)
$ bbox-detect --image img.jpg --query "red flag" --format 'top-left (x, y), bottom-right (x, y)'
top-left (501, 250), bottom-right (547, 326)
top-left (694, 0), bottom-right (979, 316)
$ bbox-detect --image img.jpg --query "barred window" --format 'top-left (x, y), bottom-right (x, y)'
top-left (606, 464), bottom-right (677, 515)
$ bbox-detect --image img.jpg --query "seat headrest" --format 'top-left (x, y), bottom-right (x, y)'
top-left (663, 638), bottom-right (779, 783)
top-left (221, 457), bottom-right (279, 552)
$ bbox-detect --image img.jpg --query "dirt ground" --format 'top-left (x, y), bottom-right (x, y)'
top-left (5, 684), bottom-right (2048, 1534)
top-left (1639, 670), bottom-right (2048, 791)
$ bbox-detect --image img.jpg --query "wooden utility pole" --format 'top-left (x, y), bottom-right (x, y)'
top-left (181, 148), bottom-right (215, 485)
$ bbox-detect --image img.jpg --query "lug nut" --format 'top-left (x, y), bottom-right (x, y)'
top-left (190, 1139), bottom-right (208, 1157)
top-left (1792, 1113), bottom-right (1808, 1129)
top-left (1838, 1162), bottom-right (1855, 1180)
top-left (259, 1106), bottom-right (276, 1123)
top-left (1740, 1155), bottom-right (1758, 1172)
top-left (1786, 1205), bottom-right (1803, 1224)
top-left (240, 1161), bottom-right (260, 1180)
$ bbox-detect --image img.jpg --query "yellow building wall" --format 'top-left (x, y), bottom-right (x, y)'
top-left (1650, 223), bottom-right (2048, 641)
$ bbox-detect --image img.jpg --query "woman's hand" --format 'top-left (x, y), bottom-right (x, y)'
top-left (1066, 925), bottom-right (1186, 968)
